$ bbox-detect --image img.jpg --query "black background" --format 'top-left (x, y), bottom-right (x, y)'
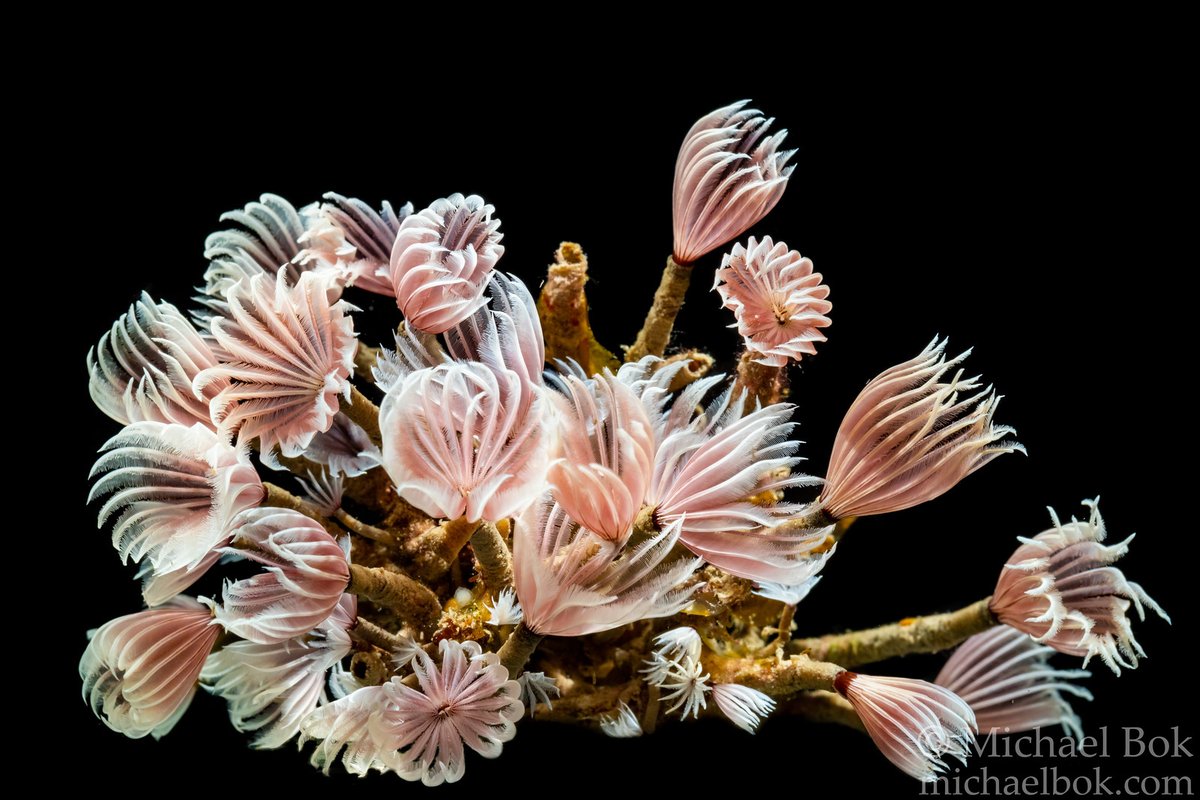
top-left (51, 56), bottom-right (1192, 797)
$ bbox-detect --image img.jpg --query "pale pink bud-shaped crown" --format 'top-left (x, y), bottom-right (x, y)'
top-left (370, 639), bottom-right (524, 785)
top-left (673, 100), bottom-right (795, 264)
top-left (713, 237), bottom-right (832, 367)
top-left (80, 598), bottom-right (221, 739)
top-left (835, 671), bottom-right (977, 782)
top-left (203, 594), bottom-right (357, 749)
top-left (210, 508), bottom-right (350, 643)
top-left (379, 360), bottom-right (548, 522)
top-left (936, 625), bottom-right (1092, 739)
top-left (379, 276), bottom-right (548, 523)
top-left (89, 421), bottom-right (264, 589)
top-left (88, 293), bottom-right (226, 427)
top-left (389, 193), bottom-right (504, 334)
top-left (195, 270), bottom-right (357, 465)
top-left (821, 338), bottom-right (1025, 519)
top-left (512, 498), bottom-right (703, 637)
top-left (547, 367), bottom-right (655, 542)
top-left (990, 499), bottom-right (1169, 675)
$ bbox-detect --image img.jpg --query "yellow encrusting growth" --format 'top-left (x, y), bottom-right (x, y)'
top-left (537, 242), bottom-right (620, 375)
